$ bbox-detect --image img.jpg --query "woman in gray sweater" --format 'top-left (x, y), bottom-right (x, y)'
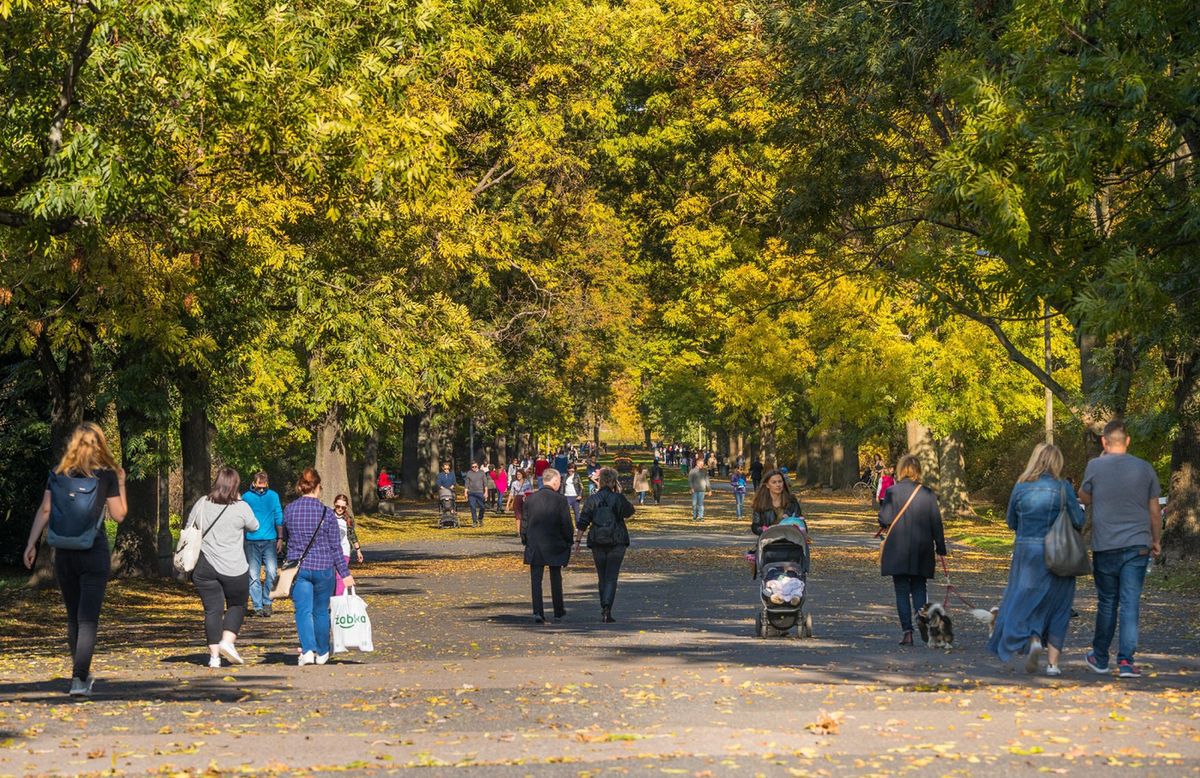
top-left (189, 467), bottom-right (258, 667)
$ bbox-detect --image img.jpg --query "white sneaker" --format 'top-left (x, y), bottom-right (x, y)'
top-left (315, 653), bottom-right (330, 666)
top-left (208, 655), bottom-right (221, 669)
top-left (1025, 637), bottom-right (1043, 674)
top-left (1045, 664), bottom-right (1062, 677)
top-left (217, 642), bottom-right (244, 665)
top-left (298, 651), bottom-right (316, 666)
top-left (68, 677), bottom-right (94, 697)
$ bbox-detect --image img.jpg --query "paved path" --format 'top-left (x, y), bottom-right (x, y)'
top-left (1, 494), bottom-right (1198, 776)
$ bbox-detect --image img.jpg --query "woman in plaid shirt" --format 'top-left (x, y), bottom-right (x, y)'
top-left (283, 468), bottom-right (354, 666)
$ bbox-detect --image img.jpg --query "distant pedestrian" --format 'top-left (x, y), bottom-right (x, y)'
top-left (878, 455), bottom-right (946, 646)
top-left (436, 462), bottom-right (457, 508)
top-left (649, 459), bottom-right (664, 505)
top-left (876, 467), bottom-right (895, 505)
top-left (633, 464), bottom-right (650, 505)
top-left (688, 460), bottom-right (711, 521)
top-left (22, 422), bottom-right (128, 697)
top-left (522, 468), bottom-right (573, 624)
top-left (988, 444), bottom-right (1084, 675)
top-left (376, 468), bottom-right (394, 499)
top-left (575, 468), bottom-right (635, 623)
top-left (283, 468), bottom-right (353, 666)
top-left (1079, 420), bottom-right (1162, 678)
top-left (190, 467), bottom-right (259, 668)
top-left (332, 494), bottom-right (363, 597)
top-left (560, 463), bottom-right (584, 524)
top-left (533, 455), bottom-right (550, 486)
top-left (750, 469), bottom-right (801, 534)
top-left (243, 472), bottom-right (284, 618)
top-left (750, 458), bottom-right (764, 490)
top-left (464, 462), bottom-right (490, 527)
top-left (730, 468), bottom-right (749, 520)
top-left (553, 449), bottom-right (570, 475)
top-left (490, 464), bottom-right (509, 513)
top-left (507, 469), bottom-right (531, 535)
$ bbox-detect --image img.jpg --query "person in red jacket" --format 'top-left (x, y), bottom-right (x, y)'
top-left (490, 464), bottom-right (509, 513)
top-left (377, 468), bottom-right (394, 499)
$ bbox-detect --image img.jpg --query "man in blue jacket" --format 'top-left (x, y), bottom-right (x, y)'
top-left (243, 471), bottom-right (284, 617)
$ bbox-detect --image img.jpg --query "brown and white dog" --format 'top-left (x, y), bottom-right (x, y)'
top-left (917, 602), bottom-right (954, 648)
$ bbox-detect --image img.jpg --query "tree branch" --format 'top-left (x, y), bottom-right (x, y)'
top-left (47, 9), bottom-right (100, 157)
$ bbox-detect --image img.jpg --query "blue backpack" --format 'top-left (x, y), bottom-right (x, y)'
top-left (47, 471), bottom-right (107, 550)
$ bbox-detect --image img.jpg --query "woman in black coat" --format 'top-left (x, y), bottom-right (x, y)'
top-left (574, 467), bottom-right (635, 623)
top-left (521, 468), bottom-right (575, 624)
top-left (879, 455), bottom-right (947, 645)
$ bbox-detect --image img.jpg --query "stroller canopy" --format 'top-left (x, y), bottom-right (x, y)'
top-left (756, 524), bottom-right (809, 572)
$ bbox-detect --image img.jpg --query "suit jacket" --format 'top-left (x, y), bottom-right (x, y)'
top-left (878, 479), bottom-right (947, 579)
top-left (521, 486), bottom-right (574, 567)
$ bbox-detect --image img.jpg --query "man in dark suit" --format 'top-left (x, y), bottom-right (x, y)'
top-left (521, 468), bottom-right (574, 623)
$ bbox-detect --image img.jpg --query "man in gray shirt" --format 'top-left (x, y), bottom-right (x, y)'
top-left (1078, 419), bottom-right (1162, 679)
top-left (464, 462), bottom-right (491, 528)
top-left (688, 459), bottom-right (711, 522)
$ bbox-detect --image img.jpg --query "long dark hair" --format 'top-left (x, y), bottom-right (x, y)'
top-left (334, 493), bottom-right (354, 528)
top-left (750, 469), bottom-right (798, 515)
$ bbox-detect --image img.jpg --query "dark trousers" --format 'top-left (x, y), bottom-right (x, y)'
top-left (591, 545), bottom-right (627, 609)
top-left (467, 493), bottom-right (486, 525)
top-left (193, 555), bottom-right (249, 645)
top-left (530, 565), bottom-right (565, 618)
top-left (652, 482), bottom-right (662, 504)
top-left (55, 539), bottom-right (110, 681)
top-left (892, 574), bottom-right (928, 633)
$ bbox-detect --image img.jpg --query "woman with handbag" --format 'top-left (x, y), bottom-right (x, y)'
top-left (188, 467), bottom-right (258, 668)
top-left (987, 443), bottom-right (1086, 676)
top-left (879, 455), bottom-right (947, 645)
top-left (574, 468), bottom-right (635, 623)
top-left (282, 468), bottom-right (353, 666)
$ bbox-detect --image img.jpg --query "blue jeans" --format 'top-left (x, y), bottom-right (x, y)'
top-left (245, 539), bottom-right (278, 610)
top-left (293, 568), bottom-right (335, 656)
top-left (1092, 546), bottom-right (1150, 665)
top-left (734, 492), bottom-right (745, 519)
top-left (893, 575), bottom-right (927, 633)
top-left (467, 493), bottom-right (487, 525)
top-left (692, 491), bottom-right (705, 520)
top-left (566, 496), bottom-right (580, 524)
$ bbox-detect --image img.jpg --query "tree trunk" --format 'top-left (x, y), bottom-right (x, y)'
top-left (400, 412), bottom-right (421, 499)
top-left (495, 429), bottom-right (508, 466)
top-left (419, 413), bottom-right (437, 496)
top-left (181, 403), bottom-right (212, 514)
top-left (110, 407), bottom-right (164, 578)
top-left (593, 417), bottom-right (600, 452)
top-left (795, 426), bottom-right (809, 485)
top-left (315, 406), bottom-right (351, 506)
top-left (360, 430), bottom-right (380, 512)
top-left (937, 433), bottom-right (974, 518)
top-left (644, 426), bottom-right (652, 449)
top-left (156, 438), bottom-right (174, 576)
top-left (805, 428), bottom-right (822, 486)
top-left (839, 433), bottom-right (859, 490)
top-left (1165, 352), bottom-right (1200, 554)
top-left (906, 420), bottom-right (939, 490)
top-left (759, 411), bottom-right (777, 469)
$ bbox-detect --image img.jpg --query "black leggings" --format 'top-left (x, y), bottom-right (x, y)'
top-left (193, 555), bottom-right (249, 645)
top-left (591, 545), bottom-right (627, 609)
top-left (55, 539), bottom-right (111, 681)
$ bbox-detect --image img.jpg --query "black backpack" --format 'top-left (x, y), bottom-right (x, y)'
top-left (47, 470), bottom-right (107, 550)
top-left (588, 493), bottom-right (620, 546)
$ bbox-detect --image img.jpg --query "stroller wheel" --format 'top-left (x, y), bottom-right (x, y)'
top-left (754, 611), bottom-right (764, 638)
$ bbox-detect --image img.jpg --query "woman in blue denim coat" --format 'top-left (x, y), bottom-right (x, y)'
top-left (987, 443), bottom-right (1085, 676)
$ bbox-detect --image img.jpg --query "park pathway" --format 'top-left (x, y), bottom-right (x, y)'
top-left (1, 492), bottom-right (1199, 776)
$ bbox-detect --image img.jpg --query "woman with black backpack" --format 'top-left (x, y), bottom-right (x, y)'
top-left (574, 468), bottom-right (635, 623)
top-left (22, 422), bottom-right (128, 697)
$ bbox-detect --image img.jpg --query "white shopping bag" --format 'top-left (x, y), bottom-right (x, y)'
top-left (330, 588), bottom-right (374, 653)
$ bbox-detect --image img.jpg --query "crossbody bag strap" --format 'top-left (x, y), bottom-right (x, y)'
top-left (881, 485), bottom-right (922, 543)
top-left (295, 507), bottom-right (330, 567)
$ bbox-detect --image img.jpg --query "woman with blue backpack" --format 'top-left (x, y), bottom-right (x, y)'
top-left (23, 422), bottom-right (128, 698)
top-left (574, 468), bottom-right (635, 623)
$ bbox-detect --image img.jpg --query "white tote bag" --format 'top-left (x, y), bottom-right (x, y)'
top-left (330, 588), bottom-right (374, 653)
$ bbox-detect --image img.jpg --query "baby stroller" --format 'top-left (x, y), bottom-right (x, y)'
top-left (752, 522), bottom-right (813, 638)
top-left (436, 487), bottom-right (459, 529)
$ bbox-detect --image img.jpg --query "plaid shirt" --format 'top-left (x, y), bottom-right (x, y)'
top-left (283, 496), bottom-right (349, 577)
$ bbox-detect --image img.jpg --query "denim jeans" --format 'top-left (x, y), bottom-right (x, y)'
top-left (734, 492), bottom-right (745, 519)
top-left (692, 491), bottom-right (705, 520)
top-left (1092, 546), bottom-right (1150, 665)
top-left (245, 539), bottom-right (278, 610)
top-left (293, 568), bottom-right (335, 656)
top-left (566, 496), bottom-right (580, 524)
top-left (892, 575), bottom-right (927, 633)
top-left (468, 493), bottom-right (487, 525)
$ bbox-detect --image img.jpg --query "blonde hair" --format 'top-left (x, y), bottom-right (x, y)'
top-left (895, 454), bottom-right (923, 482)
top-left (1018, 442), bottom-right (1064, 483)
top-left (55, 422), bottom-right (118, 476)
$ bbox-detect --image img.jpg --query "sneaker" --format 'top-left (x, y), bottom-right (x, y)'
top-left (298, 651), bottom-right (316, 666)
top-left (315, 653), bottom-right (330, 665)
top-left (218, 642), bottom-right (244, 665)
top-left (1045, 664), bottom-right (1062, 677)
top-left (262, 606), bottom-right (272, 618)
top-left (1118, 660), bottom-right (1142, 678)
top-left (68, 677), bottom-right (94, 697)
top-left (208, 655), bottom-right (222, 669)
top-left (1084, 650), bottom-right (1110, 674)
top-left (1025, 637), bottom-right (1043, 674)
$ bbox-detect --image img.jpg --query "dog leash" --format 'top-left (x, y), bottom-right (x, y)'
top-left (939, 555), bottom-right (978, 610)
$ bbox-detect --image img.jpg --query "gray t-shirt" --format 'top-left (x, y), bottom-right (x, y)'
top-left (464, 469), bottom-right (490, 495)
top-left (190, 497), bottom-right (259, 577)
top-left (1081, 453), bottom-right (1160, 552)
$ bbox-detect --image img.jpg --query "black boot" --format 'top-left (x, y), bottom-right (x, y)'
top-left (602, 607), bottom-right (615, 624)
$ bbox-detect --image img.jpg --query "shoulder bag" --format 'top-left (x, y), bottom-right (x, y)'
top-left (1044, 484), bottom-right (1090, 577)
top-left (173, 502), bottom-right (230, 580)
top-left (879, 485), bottom-right (921, 562)
top-left (271, 507), bottom-right (330, 600)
